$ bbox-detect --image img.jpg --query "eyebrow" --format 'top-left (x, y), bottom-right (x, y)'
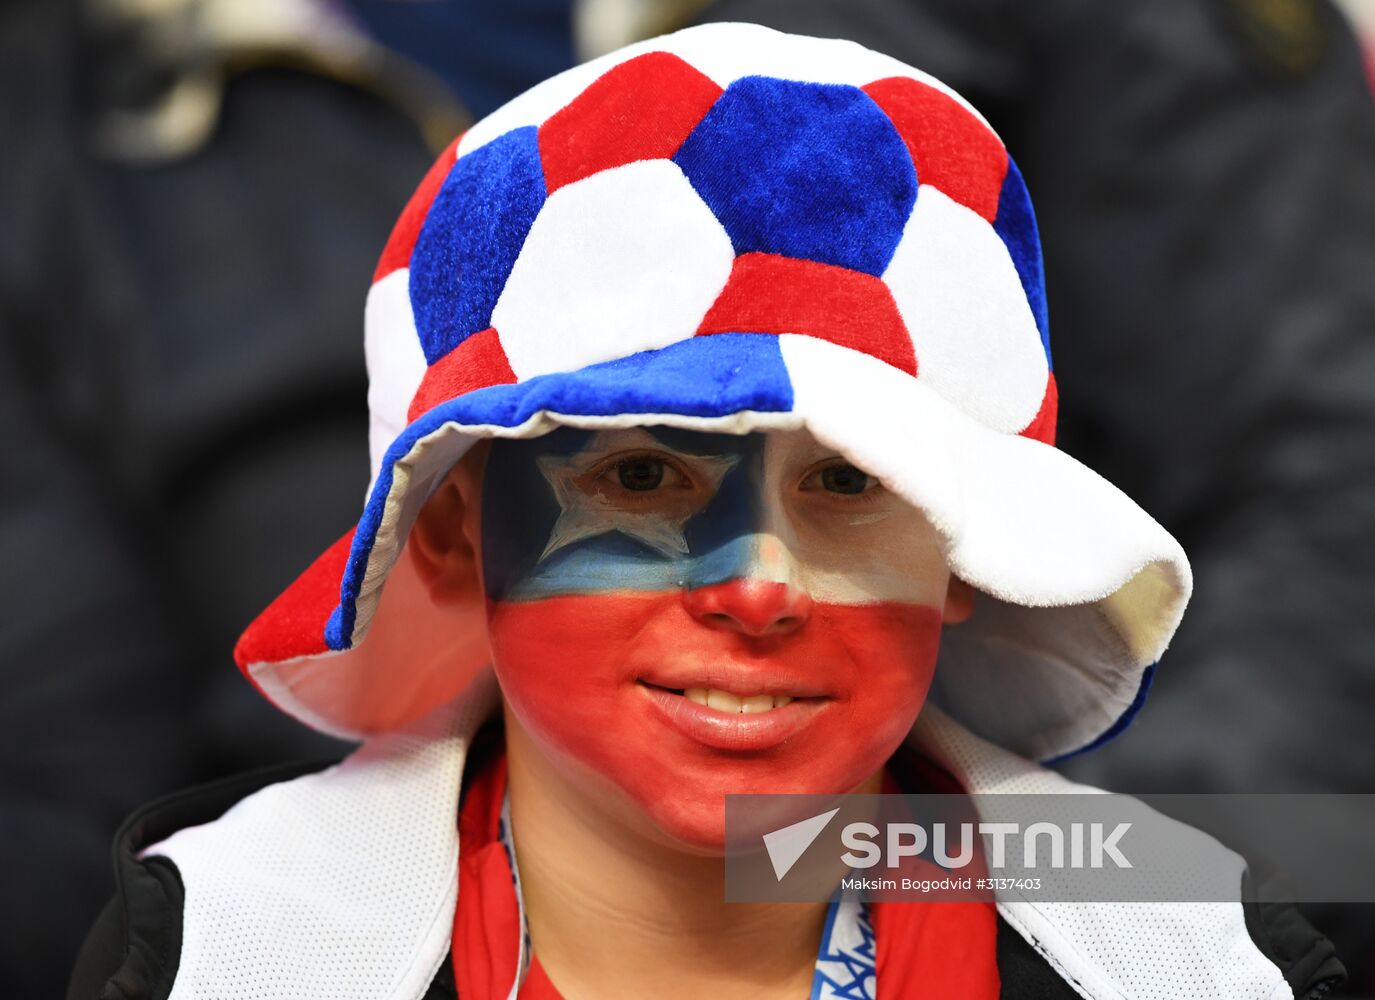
top-left (578, 427), bottom-right (750, 461)
top-left (540, 427), bottom-right (853, 469)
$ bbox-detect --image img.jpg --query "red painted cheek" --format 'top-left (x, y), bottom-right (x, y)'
top-left (486, 592), bottom-right (665, 760)
top-left (807, 600), bottom-right (941, 776)
top-left (486, 594), bottom-right (942, 850)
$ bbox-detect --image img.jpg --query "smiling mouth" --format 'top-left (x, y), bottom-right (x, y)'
top-left (638, 680), bottom-right (813, 714)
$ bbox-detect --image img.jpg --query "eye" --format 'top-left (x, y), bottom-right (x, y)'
top-left (616, 456), bottom-right (665, 491)
top-left (798, 458), bottom-right (884, 502)
top-left (820, 463), bottom-right (870, 495)
top-left (589, 451), bottom-right (691, 495)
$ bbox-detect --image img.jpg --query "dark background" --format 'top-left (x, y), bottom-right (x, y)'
top-left (1, 0), bottom-right (1371, 996)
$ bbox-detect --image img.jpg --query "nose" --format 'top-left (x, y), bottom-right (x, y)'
top-left (683, 578), bottom-right (813, 637)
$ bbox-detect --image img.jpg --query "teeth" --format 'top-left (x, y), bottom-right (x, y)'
top-left (706, 688), bottom-right (742, 713)
top-left (741, 694), bottom-right (774, 714)
top-left (681, 688), bottom-right (797, 713)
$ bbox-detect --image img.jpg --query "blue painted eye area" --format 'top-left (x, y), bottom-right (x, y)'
top-left (480, 429), bottom-right (892, 603)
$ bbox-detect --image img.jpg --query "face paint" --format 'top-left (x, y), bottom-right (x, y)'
top-left (534, 430), bottom-right (740, 562)
top-left (480, 426), bottom-right (950, 849)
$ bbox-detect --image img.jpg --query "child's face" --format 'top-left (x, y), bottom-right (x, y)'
top-left (475, 426), bottom-right (957, 849)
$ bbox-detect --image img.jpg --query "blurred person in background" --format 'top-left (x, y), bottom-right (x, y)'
top-left (0, 1), bottom-right (574, 996)
top-left (1332, 0), bottom-right (1375, 87)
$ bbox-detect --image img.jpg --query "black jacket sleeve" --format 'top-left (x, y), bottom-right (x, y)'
top-left (65, 761), bottom-right (337, 1000)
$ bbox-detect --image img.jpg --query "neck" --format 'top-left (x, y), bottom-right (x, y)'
top-left (501, 703), bottom-right (882, 1000)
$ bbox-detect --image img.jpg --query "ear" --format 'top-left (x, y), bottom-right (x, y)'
top-left (410, 447), bottom-right (487, 607)
top-left (942, 576), bottom-right (975, 625)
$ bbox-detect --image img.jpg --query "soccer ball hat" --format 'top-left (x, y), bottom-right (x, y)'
top-left (235, 22), bottom-right (1191, 763)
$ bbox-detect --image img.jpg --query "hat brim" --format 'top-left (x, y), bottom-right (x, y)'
top-left (235, 333), bottom-right (1189, 760)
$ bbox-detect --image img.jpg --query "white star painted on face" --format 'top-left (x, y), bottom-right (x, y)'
top-left (534, 429), bottom-right (740, 564)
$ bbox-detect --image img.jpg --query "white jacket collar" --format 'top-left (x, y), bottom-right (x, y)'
top-left (146, 680), bottom-right (1289, 1000)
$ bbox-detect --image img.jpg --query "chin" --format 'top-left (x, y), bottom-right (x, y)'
top-left (616, 750), bottom-right (896, 856)
top-left (640, 795), bottom-right (733, 854)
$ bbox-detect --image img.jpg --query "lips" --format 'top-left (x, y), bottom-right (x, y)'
top-left (488, 592), bottom-right (942, 843)
top-left (635, 679), bottom-right (832, 751)
top-left (632, 656), bottom-right (838, 749)
top-left (634, 662), bottom-right (833, 701)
